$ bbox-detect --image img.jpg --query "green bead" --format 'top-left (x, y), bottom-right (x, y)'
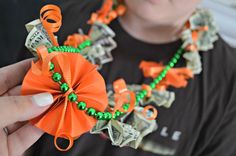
top-left (160, 72), bottom-right (166, 78)
top-left (87, 108), bottom-right (96, 116)
top-left (150, 82), bottom-right (156, 89)
top-left (172, 58), bottom-right (177, 63)
top-left (136, 96), bottom-right (141, 103)
top-left (154, 79), bottom-right (159, 84)
top-left (79, 44), bottom-right (85, 49)
top-left (165, 65), bottom-right (171, 71)
top-left (51, 47), bottom-right (57, 51)
top-left (95, 112), bottom-right (104, 120)
top-left (85, 40), bottom-right (92, 46)
top-left (60, 83), bottom-right (69, 93)
top-left (169, 62), bottom-right (174, 67)
top-left (122, 103), bottom-right (130, 111)
top-left (136, 93), bottom-right (141, 100)
top-left (139, 92), bottom-right (145, 99)
top-left (162, 69), bottom-right (168, 74)
top-left (52, 72), bottom-right (62, 82)
top-left (174, 54), bottom-right (180, 59)
top-left (48, 48), bottom-right (53, 53)
top-left (68, 93), bottom-right (78, 102)
top-left (114, 110), bottom-right (122, 119)
top-left (157, 76), bottom-right (163, 81)
top-left (142, 90), bottom-right (147, 96)
top-left (49, 62), bottom-right (55, 71)
top-left (178, 48), bottom-right (184, 54)
top-left (77, 101), bottom-right (86, 110)
top-left (103, 112), bottom-right (112, 120)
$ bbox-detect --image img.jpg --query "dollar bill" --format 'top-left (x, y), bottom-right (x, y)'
top-left (183, 51), bottom-right (202, 74)
top-left (127, 85), bottom-right (175, 108)
top-left (90, 106), bottom-right (158, 149)
top-left (91, 120), bottom-right (140, 147)
top-left (82, 44), bottom-right (113, 69)
top-left (124, 107), bottom-right (158, 148)
top-left (25, 19), bottom-right (53, 55)
top-left (182, 9), bottom-right (218, 52)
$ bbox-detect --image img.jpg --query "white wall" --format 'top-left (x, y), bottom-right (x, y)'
top-left (201, 0), bottom-right (236, 48)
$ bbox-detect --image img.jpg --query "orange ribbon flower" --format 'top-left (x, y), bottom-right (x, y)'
top-left (140, 61), bottom-right (193, 90)
top-left (64, 34), bottom-right (90, 48)
top-left (21, 46), bottom-right (108, 151)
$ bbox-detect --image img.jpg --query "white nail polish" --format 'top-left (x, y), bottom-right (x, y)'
top-left (32, 93), bottom-right (54, 107)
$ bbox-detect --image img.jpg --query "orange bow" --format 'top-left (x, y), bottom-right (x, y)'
top-left (22, 46), bottom-right (108, 151)
top-left (88, 0), bottom-right (126, 25)
top-left (64, 34), bottom-right (90, 48)
top-left (140, 61), bottom-right (193, 90)
top-left (112, 79), bottom-right (136, 113)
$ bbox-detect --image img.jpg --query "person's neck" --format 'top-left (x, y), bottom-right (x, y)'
top-left (119, 10), bottom-right (190, 44)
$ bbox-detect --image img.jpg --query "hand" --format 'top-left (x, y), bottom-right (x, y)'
top-left (0, 59), bottom-right (53, 156)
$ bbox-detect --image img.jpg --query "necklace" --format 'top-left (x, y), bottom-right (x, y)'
top-left (47, 40), bottom-right (184, 120)
top-left (22, 0), bottom-right (218, 152)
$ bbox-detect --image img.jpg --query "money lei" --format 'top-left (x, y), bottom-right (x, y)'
top-left (24, 6), bottom-right (218, 150)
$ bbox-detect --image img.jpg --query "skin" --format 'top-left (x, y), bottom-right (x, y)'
top-left (120, 0), bottom-right (201, 43)
top-left (0, 59), bottom-right (53, 156)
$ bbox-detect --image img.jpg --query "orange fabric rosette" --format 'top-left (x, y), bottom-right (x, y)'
top-left (21, 46), bottom-right (108, 151)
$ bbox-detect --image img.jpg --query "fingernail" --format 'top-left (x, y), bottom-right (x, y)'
top-left (32, 93), bottom-right (54, 107)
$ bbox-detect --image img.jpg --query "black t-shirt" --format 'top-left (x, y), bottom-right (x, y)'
top-left (1, 0), bottom-right (236, 156)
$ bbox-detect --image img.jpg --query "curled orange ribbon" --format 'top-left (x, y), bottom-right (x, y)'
top-left (22, 46), bottom-right (108, 151)
top-left (40, 5), bottom-right (62, 46)
top-left (113, 79), bottom-right (136, 113)
top-left (140, 61), bottom-right (193, 90)
top-left (142, 105), bottom-right (158, 120)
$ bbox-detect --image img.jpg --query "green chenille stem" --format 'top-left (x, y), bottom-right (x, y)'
top-left (46, 40), bottom-right (184, 120)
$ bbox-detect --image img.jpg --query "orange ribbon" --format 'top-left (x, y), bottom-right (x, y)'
top-left (64, 34), bottom-right (90, 48)
top-left (185, 21), bottom-right (209, 51)
top-left (113, 79), bottom-right (136, 113)
top-left (22, 46), bottom-right (108, 151)
top-left (140, 61), bottom-right (193, 90)
top-left (88, 0), bottom-right (126, 25)
top-left (142, 105), bottom-right (158, 120)
top-left (40, 5), bottom-right (62, 46)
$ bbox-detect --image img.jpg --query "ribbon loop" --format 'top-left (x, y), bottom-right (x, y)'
top-left (142, 105), bottom-right (158, 120)
top-left (54, 132), bottom-right (74, 151)
top-left (40, 4), bottom-right (62, 46)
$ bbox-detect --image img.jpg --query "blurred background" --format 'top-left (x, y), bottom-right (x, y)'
top-left (201, 0), bottom-right (236, 48)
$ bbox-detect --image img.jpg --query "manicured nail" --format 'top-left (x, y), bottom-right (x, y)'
top-left (32, 93), bottom-right (54, 107)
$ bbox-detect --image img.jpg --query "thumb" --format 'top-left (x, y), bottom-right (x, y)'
top-left (0, 93), bottom-right (53, 128)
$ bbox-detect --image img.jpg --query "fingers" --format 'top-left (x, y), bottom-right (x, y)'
top-left (0, 130), bottom-right (8, 156)
top-left (8, 124), bottom-right (44, 156)
top-left (0, 59), bottom-right (32, 95)
top-left (7, 121), bottom-right (27, 134)
top-left (0, 93), bottom-right (53, 128)
top-left (2, 85), bottom-right (22, 96)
